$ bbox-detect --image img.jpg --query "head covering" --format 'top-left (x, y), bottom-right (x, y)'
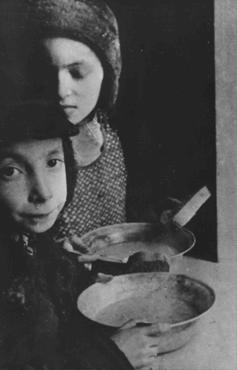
top-left (0, 99), bottom-right (78, 144)
top-left (26, 0), bottom-right (122, 109)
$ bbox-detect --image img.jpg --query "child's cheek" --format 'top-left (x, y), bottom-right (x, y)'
top-left (0, 179), bottom-right (26, 216)
top-left (52, 171), bottom-right (67, 207)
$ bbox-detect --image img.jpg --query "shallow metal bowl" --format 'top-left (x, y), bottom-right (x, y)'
top-left (77, 272), bottom-right (215, 354)
top-left (80, 222), bottom-right (195, 270)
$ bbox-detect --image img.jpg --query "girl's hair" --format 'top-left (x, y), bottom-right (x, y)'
top-left (0, 100), bottom-right (78, 204)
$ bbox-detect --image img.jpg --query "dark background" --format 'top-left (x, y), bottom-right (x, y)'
top-left (107, 0), bottom-right (217, 261)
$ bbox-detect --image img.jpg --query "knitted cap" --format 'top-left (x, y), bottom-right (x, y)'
top-left (26, 0), bottom-right (122, 108)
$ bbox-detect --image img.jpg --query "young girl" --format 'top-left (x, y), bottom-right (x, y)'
top-left (23, 0), bottom-right (127, 240)
top-left (0, 100), bottom-right (160, 370)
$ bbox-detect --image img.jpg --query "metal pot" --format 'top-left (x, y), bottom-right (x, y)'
top-left (80, 222), bottom-right (195, 271)
top-left (77, 272), bottom-right (215, 354)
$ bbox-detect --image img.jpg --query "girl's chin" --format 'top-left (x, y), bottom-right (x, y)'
top-left (65, 110), bottom-right (93, 126)
top-left (22, 223), bottom-right (55, 234)
top-left (64, 111), bottom-right (83, 125)
top-left (20, 214), bottom-right (58, 234)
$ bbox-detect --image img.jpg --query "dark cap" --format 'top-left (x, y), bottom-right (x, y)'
top-left (0, 99), bottom-right (79, 144)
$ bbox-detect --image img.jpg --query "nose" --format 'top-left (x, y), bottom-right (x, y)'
top-left (58, 69), bottom-right (72, 100)
top-left (28, 172), bottom-right (53, 204)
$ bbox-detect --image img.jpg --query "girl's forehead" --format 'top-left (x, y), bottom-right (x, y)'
top-left (43, 37), bottom-right (100, 65)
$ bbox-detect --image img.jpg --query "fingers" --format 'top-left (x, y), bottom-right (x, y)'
top-left (134, 341), bottom-right (159, 369)
top-left (67, 235), bottom-right (126, 263)
top-left (148, 322), bottom-right (171, 334)
top-left (70, 235), bottom-right (89, 253)
top-left (112, 324), bottom-right (161, 370)
top-left (84, 263), bottom-right (92, 271)
top-left (138, 365), bottom-right (155, 370)
top-left (63, 238), bottom-right (90, 256)
top-left (63, 239), bottom-right (75, 253)
top-left (63, 238), bottom-right (97, 267)
top-left (95, 273), bottom-right (114, 284)
top-left (136, 351), bottom-right (158, 370)
top-left (148, 337), bottom-right (162, 348)
top-left (119, 320), bottom-right (170, 335)
top-left (145, 344), bottom-right (159, 356)
top-left (119, 318), bottom-right (139, 330)
top-left (160, 209), bottom-right (173, 225)
top-left (77, 254), bottom-right (100, 262)
top-left (78, 253), bottom-right (125, 263)
top-left (129, 322), bottom-right (170, 340)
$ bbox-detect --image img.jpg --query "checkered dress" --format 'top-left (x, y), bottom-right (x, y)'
top-left (53, 112), bottom-right (127, 239)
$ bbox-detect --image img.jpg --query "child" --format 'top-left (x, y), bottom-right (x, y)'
top-left (24, 0), bottom-right (127, 239)
top-left (0, 100), bottom-right (137, 370)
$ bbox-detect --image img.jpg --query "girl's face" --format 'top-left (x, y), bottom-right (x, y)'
top-left (0, 138), bottom-right (67, 233)
top-left (43, 38), bottom-right (104, 125)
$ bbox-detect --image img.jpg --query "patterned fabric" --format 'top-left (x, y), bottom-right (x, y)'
top-left (53, 111), bottom-right (127, 239)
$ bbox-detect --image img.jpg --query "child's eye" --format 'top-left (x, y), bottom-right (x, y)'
top-left (0, 166), bottom-right (21, 180)
top-left (47, 158), bottom-right (64, 168)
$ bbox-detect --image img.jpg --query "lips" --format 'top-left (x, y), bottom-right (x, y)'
top-left (61, 106), bottom-right (78, 118)
top-left (60, 104), bottom-right (77, 109)
top-left (23, 209), bottom-right (54, 219)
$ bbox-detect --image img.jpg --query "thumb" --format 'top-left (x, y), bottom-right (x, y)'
top-left (119, 318), bottom-right (144, 330)
top-left (95, 273), bottom-right (114, 284)
top-left (77, 254), bottom-right (99, 262)
top-left (71, 235), bottom-right (89, 253)
top-left (149, 322), bottom-right (171, 334)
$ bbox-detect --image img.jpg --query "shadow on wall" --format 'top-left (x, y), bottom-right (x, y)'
top-left (108, 0), bottom-right (217, 261)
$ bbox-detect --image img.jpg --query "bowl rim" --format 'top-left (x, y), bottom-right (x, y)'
top-left (80, 222), bottom-right (196, 259)
top-left (77, 272), bottom-right (215, 328)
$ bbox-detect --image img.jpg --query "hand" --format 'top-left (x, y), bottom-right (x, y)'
top-left (65, 235), bottom-right (91, 254)
top-left (160, 197), bottom-right (183, 225)
top-left (63, 236), bottom-right (125, 263)
top-left (111, 320), bottom-right (166, 370)
top-left (62, 236), bottom-right (94, 270)
top-left (94, 272), bottom-right (114, 283)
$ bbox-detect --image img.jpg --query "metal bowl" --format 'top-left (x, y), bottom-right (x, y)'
top-left (77, 272), bottom-right (215, 354)
top-left (80, 222), bottom-right (195, 271)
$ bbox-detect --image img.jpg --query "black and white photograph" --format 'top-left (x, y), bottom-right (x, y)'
top-left (0, 0), bottom-right (235, 369)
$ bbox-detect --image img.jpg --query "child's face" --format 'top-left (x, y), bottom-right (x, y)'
top-left (0, 138), bottom-right (67, 233)
top-left (43, 37), bottom-right (104, 125)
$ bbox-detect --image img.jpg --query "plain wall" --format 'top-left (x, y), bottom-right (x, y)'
top-left (215, 0), bottom-right (237, 261)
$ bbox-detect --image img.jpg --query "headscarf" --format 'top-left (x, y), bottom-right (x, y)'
top-left (26, 0), bottom-right (122, 109)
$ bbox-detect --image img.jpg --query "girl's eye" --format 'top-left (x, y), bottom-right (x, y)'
top-left (69, 67), bottom-right (82, 79)
top-left (0, 166), bottom-right (21, 179)
top-left (47, 158), bottom-right (64, 168)
top-left (69, 66), bottom-right (88, 80)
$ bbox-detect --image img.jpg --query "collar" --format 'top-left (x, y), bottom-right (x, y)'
top-left (10, 232), bottom-right (37, 257)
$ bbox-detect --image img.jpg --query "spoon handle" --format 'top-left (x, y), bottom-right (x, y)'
top-left (67, 248), bottom-right (126, 263)
top-left (172, 186), bottom-right (211, 227)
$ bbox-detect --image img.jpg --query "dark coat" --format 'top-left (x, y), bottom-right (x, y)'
top-left (0, 232), bottom-right (133, 370)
